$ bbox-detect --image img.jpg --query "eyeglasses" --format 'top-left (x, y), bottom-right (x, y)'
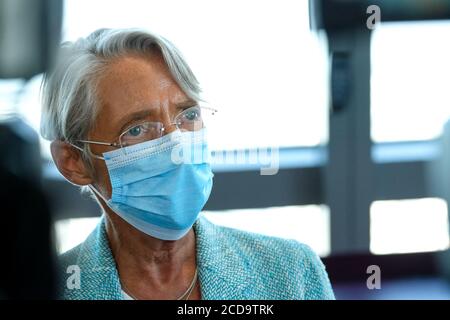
top-left (74, 105), bottom-right (217, 159)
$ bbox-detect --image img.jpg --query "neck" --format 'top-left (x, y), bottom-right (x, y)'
top-left (93, 190), bottom-right (200, 300)
top-left (106, 210), bottom-right (195, 267)
top-left (104, 208), bottom-right (196, 288)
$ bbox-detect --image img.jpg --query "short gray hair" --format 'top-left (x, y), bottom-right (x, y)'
top-left (40, 28), bottom-right (202, 173)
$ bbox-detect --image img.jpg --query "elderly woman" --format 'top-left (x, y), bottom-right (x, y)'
top-left (41, 28), bottom-right (334, 300)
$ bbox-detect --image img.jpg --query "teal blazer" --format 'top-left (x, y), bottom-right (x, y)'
top-left (59, 215), bottom-right (335, 300)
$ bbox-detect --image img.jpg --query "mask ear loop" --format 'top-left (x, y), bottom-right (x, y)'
top-left (88, 184), bottom-right (122, 220)
top-left (88, 184), bottom-right (110, 204)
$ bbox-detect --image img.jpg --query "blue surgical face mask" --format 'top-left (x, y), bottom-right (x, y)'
top-left (91, 128), bottom-right (213, 241)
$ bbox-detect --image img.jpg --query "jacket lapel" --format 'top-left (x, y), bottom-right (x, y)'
top-left (195, 216), bottom-right (256, 299)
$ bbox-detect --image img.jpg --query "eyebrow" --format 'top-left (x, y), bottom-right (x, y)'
top-left (118, 110), bottom-right (153, 134)
top-left (175, 99), bottom-right (198, 109)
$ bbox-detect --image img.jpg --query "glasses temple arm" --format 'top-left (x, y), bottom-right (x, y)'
top-left (69, 141), bottom-right (106, 160)
top-left (77, 140), bottom-right (119, 147)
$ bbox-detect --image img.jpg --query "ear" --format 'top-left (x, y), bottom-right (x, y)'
top-left (50, 141), bottom-right (94, 186)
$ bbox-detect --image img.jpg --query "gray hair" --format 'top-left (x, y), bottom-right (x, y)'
top-left (40, 28), bottom-right (202, 175)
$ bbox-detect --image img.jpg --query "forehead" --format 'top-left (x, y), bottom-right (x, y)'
top-left (97, 54), bottom-right (188, 109)
top-left (93, 54), bottom-right (190, 136)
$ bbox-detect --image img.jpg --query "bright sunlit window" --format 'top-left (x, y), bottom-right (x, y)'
top-left (2, 0), bottom-right (328, 159)
top-left (371, 21), bottom-right (450, 143)
top-left (63, 0), bottom-right (328, 151)
top-left (54, 217), bottom-right (100, 254)
top-left (370, 198), bottom-right (450, 255)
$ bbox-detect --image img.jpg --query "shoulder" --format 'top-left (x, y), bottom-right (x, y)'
top-left (56, 218), bottom-right (122, 300)
top-left (198, 215), bottom-right (324, 269)
top-left (196, 216), bottom-right (335, 299)
top-left (59, 243), bottom-right (83, 269)
top-left (58, 221), bottom-right (100, 270)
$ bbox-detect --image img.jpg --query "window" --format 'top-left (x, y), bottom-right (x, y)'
top-left (370, 20), bottom-right (450, 257)
top-left (371, 21), bottom-right (450, 143)
top-left (4, 0), bottom-right (329, 157)
top-left (370, 198), bottom-right (450, 254)
top-left (63, 0), bottom-right (328, 150)
top-left (6, 0), bottom-right (329, 156)
top-left (55, 217), bottom-right (100, 254)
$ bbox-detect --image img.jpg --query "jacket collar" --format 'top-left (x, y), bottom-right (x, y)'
top-left (195, 214), bottom-right (256, 299)
top-left (64, 215), bottom-right (255, 300)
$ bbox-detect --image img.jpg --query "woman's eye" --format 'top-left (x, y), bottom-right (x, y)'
top-left (127, 125), bottom-right (144, 137)
top-left (184, 109), bottom-right (201, 121)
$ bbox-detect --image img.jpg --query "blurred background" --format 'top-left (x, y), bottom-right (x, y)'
top-left (2, 0), bottom-right (450, 299)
